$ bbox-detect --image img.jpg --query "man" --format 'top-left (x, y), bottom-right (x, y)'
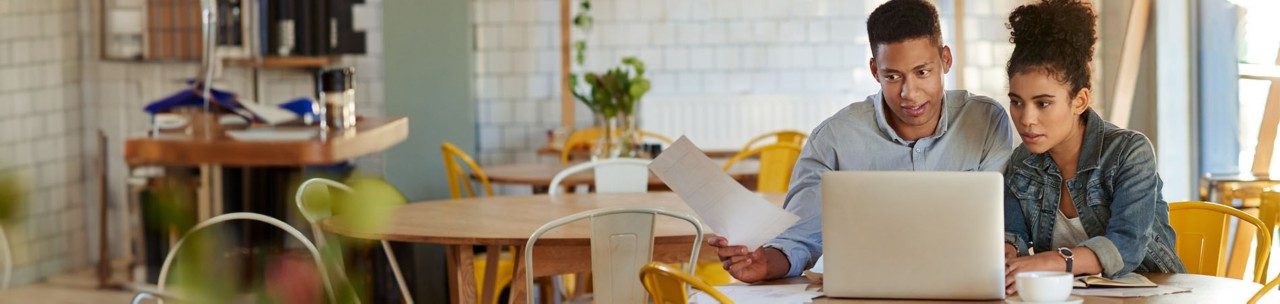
top-left (710, 0), bottom-right (1015, 283)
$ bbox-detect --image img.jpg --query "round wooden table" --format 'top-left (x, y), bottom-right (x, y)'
top-left (477, 160), bottom-right (759, 193)
top-left (323, 192), bottom-right (785, 304)
top-left (767, 273), bottom-right (1274, 303)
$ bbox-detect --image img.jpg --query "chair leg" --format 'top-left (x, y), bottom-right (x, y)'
top-left (382, 241), bottom-right (414, 304)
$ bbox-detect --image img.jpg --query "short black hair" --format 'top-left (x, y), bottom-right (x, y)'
top-left (1006, 0), bottom-right (1097, 96)
top-left (866, 0), bottom-right (943, 55)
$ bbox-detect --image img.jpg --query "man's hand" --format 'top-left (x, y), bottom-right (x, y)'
top-left (707, 234), bottom-right (784, 283)
top-left (1004, 243), bottom-right (1018, 260)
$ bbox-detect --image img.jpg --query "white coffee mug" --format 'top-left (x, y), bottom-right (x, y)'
top-left (1015, 271), bottom-right (1073, 302)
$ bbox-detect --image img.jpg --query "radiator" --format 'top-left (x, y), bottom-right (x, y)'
top-left (638, 94), bottom-right (855, 150)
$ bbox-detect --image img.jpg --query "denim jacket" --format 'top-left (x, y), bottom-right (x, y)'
top-left (1004, 109), bottom-right (1186, 278)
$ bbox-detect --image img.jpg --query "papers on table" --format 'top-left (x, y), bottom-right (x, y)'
top-left (1070, 285), bottom-right (1190, 297)
top-left (810, 255), bottom-right (824, 274)
top-left (1069, 273), bottom-right (1188, 297)
top-left (241, 101), bottom-right (301, 125)
top-left (691, 284), bottom-right (822, 304)
top-left (649, 136), bottom-right (800, 249)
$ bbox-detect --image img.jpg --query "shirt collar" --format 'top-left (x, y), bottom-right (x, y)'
top-left (870, 91), bottom-right (952, 145)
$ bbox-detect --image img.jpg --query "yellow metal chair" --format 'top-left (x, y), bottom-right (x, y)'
top-left (1252, 270), bottom-right (1280, 303)
top-left (1258, 189), bottom-right (1280, 279)
top-left (441, 141), bottom-right (494, 199)
top-left (1169, 201), bottom-right (1272, 283)
top-left (722, 142), bottom-right (803, 194)
top-left (440, 141), bottom-right (513, 304)
top-left (639, 262), bottom-right (734, 304)
top-left (559, 128), bottom-right (675, 163)
top-left (740, 130), bottom-right (807, 152)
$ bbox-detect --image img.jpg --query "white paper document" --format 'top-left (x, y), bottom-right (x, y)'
top-left (649, 136), bottom-right (800, 249)
top-left (1070, 285), bottom-right (1191, 298)
top-left (691, 284), bottom-right (822, 304)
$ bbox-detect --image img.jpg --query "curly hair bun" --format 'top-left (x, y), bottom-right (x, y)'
top-left (1006, 0), bottom-right (1097, 94)
top-left (1008, 0), bottom-right (1097, 60)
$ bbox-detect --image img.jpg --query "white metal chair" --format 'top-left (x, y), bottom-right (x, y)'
top-left (157, 212), bottom-right (337, 303)
top-left (1, 222), bottom-right (10, 290)
top-left (523, 207), bottom-right (704, 303)
top-left (296, 177), bottom-right (413, 303)
top-left (548, 158), bottom-right (652, 196)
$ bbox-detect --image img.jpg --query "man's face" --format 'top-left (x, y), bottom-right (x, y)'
top-left (869, 38), bottom-right (952, 138)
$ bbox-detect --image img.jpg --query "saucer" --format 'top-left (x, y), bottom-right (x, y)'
top-left (1005, 295), bottom-right (1083, 304)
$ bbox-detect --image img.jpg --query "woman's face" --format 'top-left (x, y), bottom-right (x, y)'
top-left (1007, 70), bottom-right (1090, 154)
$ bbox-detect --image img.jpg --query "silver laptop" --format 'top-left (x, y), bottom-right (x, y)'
top-left (821, 171), bottom-right (1005, 300)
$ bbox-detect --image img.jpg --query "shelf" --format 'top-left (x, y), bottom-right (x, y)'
top-left (225, 56), bottom-right (341, 69)
top-left (1240, 63), bottom-right (1280, 81)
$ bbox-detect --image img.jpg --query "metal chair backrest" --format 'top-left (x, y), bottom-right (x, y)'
top-left (740, 130), bottom-right (807, 152)
top-left (1169, 201), bottom-right (1271, 283)
top-left (295, 177), bottom-right (414, 303)
top-left (442, 141), bottom-right (494, 199)
top-left (723, 142), bottom-right (803, 193)
top-left (156, 212), bottom-right (337, 303)
top-left (523, 207), bottom-right (704, 303)
top-left (548, 158), bottom-right (652, 196)
top-left (639, 262), bottom-right (734, 304)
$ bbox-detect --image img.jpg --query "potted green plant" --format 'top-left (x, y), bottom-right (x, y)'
top-left (569, 1), bottom-right (652, 158)
top-left (571, 57), bottom-right (651, 158)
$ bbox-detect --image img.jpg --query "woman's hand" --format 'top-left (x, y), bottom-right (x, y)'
top-left (1003, 252), bottom-right (1066, 294)
top-left (1004, 243), bottom-right (1018, 260)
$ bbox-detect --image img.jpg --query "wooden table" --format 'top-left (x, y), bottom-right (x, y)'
top-left (478, 160), bottom-right (759, 193)
top-left (119, 117), bottom-right (408, 290)
top-left (322, 192), bottom-right (786, 304)
top-left (125, 117), bottom-right (408, 166)
top-left (765, 273), bottom-right (1274, 303)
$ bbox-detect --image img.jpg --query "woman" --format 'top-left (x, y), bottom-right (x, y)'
top-left (1000, 0), bottom-right (1185, 294)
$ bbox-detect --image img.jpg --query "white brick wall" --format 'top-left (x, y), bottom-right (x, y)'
top-left (0, 0), bottom-right (387, 286)
top-left (0, 0), bottom-right (88, 285)
top-left (473, 0), bottom-right (1020, 168)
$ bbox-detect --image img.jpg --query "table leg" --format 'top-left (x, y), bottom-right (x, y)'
top-left (447, 245), bottom-right (478, 304)
top-left (508, 246), bottom-right (527, 304)
top-left (480, 245), bottom-right (500, 304)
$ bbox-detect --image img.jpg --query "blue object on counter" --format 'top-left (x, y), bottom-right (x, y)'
top-left (279, 97), bottom-right (320, 122)
top-left (143, 86), bottom-right (241, 114)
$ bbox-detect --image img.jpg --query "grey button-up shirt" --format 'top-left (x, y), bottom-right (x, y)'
top-left (765, 90), bottom-right (1015, 277)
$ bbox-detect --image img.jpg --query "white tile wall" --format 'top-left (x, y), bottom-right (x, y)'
top-left (473, 0), bottom-right (1020, 172)
top-left (0, 0), bottom-right (386, 286)
top-left (0, 0), bottom-right (87, 285)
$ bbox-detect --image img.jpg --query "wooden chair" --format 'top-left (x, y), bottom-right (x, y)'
top-left (1169, 201), bottom-right (1272, 283)
top-left (156, 212), bottom-right (338, 303)
top-left (639, 262), bottom-right (734, 304)
top-left (295, 177), bottom-right (414, 303)
top-left (722, 142), bottom-right (803, 194)
top-left (442, 141), bottom-right (494, 199)
top-left (548, 158), bottom-right (651, 196)
top-left (739, 130), bottom-right (807, 152)
top-left (560, 128), bottom-right (675, 164)
top-left (524, 207), bottom-right (704, 303)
